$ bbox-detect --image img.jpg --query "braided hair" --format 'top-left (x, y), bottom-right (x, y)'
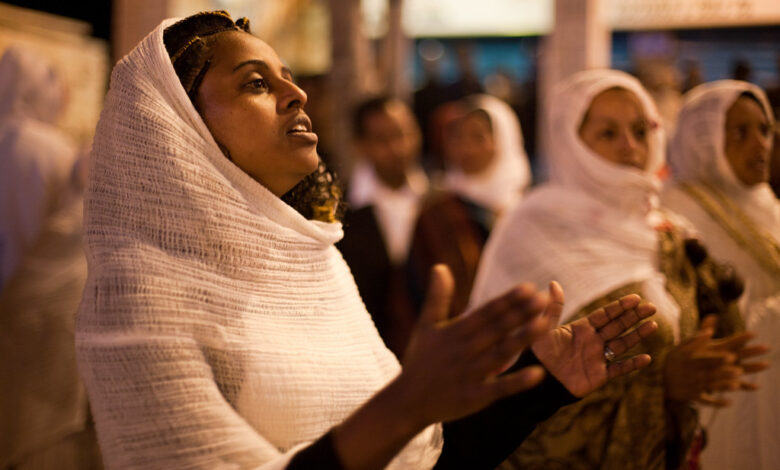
top-left (163, 11), bottom-right (344, 222)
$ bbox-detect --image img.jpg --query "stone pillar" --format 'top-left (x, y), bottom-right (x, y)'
top-left (537, 0), bottom-right (611, 177)
top-left (381, 0), bottom-right (411, 101)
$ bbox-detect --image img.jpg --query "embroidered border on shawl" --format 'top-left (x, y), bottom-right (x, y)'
top-left (680, 182), bottom-right (780, 278)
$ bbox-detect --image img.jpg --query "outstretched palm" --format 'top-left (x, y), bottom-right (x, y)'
top-left (531, 282), bottom-right (658, 397)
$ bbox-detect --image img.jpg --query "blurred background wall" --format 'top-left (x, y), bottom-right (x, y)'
top-left (0, 3), bottom-right (108, 145)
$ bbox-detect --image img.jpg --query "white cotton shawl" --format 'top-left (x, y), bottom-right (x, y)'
top-left (75, 19), bottom-right (441, 470)
top-left (470, 70), bottom-right (682, 337)
top-left (662, 81), bottom-right (780, 470)
top-left (442, 94), bottom-right (531, 214)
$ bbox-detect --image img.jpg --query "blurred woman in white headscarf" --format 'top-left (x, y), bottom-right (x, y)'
top-left (469, 69), bottom-right (768, 470)
top-left (0, 45), bottom-right (79, 289)
top-left (662, 80), bottom-right (779, 470)
top-left (0, 45), bottom-right (100, 469)
top-left (407, 94), bottom-right (531, 318)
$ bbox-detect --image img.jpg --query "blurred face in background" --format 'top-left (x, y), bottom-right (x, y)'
top-left (357, 100), bottom-right (421, 188)
top-left (449, 110), bottom-right (496, 175)
top-left (723, 95), bottom-right (773, 186)
top-left (578, 88), bottom-right (650, 170)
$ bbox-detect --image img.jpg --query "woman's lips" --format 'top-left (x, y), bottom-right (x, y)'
top-left (286, 129), bottom-right (318, 144)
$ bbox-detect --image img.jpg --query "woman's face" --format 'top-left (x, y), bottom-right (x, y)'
top-left (723, 95), bottom-right (773, 186)
top-left (578, 88), bottom-right (650, 170)
top-left (450, 111), bottom-right (496, 175)
top-left (195, 31), bottom-right (319, 196)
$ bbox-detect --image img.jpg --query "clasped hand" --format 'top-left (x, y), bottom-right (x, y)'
top-left (664, 315), bottom-right (770, 407)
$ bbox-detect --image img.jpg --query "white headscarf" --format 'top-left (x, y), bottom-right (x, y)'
top-left (443, 94), bottom-right (531, 213)
top-left (76, 19), bottom-right (440, 470)
top-left (470, 70), bottom-right (682, 336)
top-left (0, 45), bottom-right (77, 290)
top-left (667, 80), bottom-right (780, 239)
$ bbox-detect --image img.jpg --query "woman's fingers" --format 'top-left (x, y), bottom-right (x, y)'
top-left (704, 364), bottom-right (742, 383)
top-left (458, 288), bottom-right (547, 354)
top-left (541, 281), bottom-right (565, 327)
top-left (711, 332), bottom-right (755, 354)
top-left (469, 316), bottom-right (550, 374)
top-left (700, 314), bottom-right (719, 332)
top-left (736, 344), bottom-right (771, 361)
top-left (586, 294), bottom-right (642, 331)
top-left (594, 302), bottom-right (656, 343)
top-left (740, 360), bottom-right (771, 374)
top-left (691, 353), bottom-right (737, 369)
top-left (418, 264), bottom-right (455, 327)
top-left (739, 380), bottom-right (759, 391)
top-left (462, 284), bottom-right (539, 329)
top-left (604, 319), bottom-right (658, 356)
top-left (485, 365), bottom-right (546, 402)
top-left (606, 353), bottom-right (652, 380)
top-left (695, 392), bottom-right (731, 408)
top-left (676, 326), bottom-right (716, 353)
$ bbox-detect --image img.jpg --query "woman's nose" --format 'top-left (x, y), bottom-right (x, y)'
top-left (278, 80), bottom-right (308, 112)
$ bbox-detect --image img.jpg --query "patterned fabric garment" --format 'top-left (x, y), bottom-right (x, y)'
top-left (499, 227), bottom-right (742, 470)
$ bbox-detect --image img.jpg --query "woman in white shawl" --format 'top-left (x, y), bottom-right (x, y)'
top-left (76, 11), bottom-right (660, 470)
top-left (470, 69), bottom-right (766, 470)
top-left (0, 45), bottom-right (79, 290)
top-left (408, 94), bottom-right (531, 316)
top-left (0, 45), bottom-right (100, 469)
top-left (662, 80), bottom-right (779, 470)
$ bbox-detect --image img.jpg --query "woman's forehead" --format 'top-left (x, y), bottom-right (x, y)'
top-left (587, 89), bottom-right (644, 119)
top-left (727, 95), bottom-right (768, 122)
top-left (211, 32), bottom-right (283, 70)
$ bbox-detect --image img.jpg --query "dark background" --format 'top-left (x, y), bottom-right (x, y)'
top-left (4, 0), bottom-right (112, 40)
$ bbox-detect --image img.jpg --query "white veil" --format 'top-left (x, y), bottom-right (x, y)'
top-left (470, 70), bottom-right (681, 337)
top-left (443, 94), bottom-right (531, 213)
top-left (76, 19), bottom-right (440, 470)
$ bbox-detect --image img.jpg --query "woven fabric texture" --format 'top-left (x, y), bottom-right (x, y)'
top-left (76, 19), bottom-right (441, 470)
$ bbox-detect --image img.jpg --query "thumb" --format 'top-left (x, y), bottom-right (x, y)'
top-left (699, 314), bottom-right (718, 333)
top-left (419, 264), bottom-right (455, 327)
top-left (542, 281), bottom-right (565, 328)
top-left (680, 322), bottom-right (715, 351)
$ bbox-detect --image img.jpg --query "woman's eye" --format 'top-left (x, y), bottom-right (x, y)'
top-left (633, 126), bottom-right (647, 140)
top-left (246, 78), bottom-right (268, 91)
top-left (599, 129), bottom-right (616, 140)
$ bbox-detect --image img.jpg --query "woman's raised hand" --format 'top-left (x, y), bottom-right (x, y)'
top-left (664, 316), bottom-right (770, 407)
top-left (333, 271), bottom-right (659, 470)
top-left (531, 282), bottom-right (659, 397)
top-left (397, 265), bottom-right (552, 426)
